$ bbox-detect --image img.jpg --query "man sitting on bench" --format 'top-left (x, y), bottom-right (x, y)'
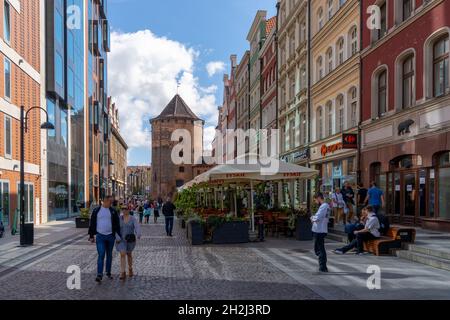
top-left (333, 206), bottom-right (380, 255)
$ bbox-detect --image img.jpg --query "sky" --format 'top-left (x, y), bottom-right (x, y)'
top-left (107, 0), bottom-right (277, 166)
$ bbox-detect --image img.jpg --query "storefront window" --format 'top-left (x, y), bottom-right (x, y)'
top-left (438, 152), bottom-right (450, 220)
top-left (429, 169), bottom-right (435, 217)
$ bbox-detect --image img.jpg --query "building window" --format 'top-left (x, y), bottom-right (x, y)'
top-left (289, 75), bottom-right (295, 100)
top-left (55, 53), bottom-right (64, 87)
top-left (378, 70), bottom-right (387, 117)
top-left (336, 37), bottom-right (345, 66)
top-left (402, 55), bottom-right (414, 108)
top-left (318, 8), bottom-right (324, 31)
top-left (326, 101), bottom-right (333, 136)
top-left (326, 47), bottom-right (333, 74)
top-left (54, 9), bottom-right (64, 46)
top-left (402, 0), bottom-right (413, 21)
top-left (433, 35), bottom-right (449, 97)
top-left (289, 119), bottom-right (296, 150)
top-left (337, 95), bottom-right (344, 132)
top-left (47, 100), bottom-right (56, 138)
top-left (437, 152), bottom-right (450, 220)
top-left (317, 56), bottom-right (323, 81)
top-left (317, 107), bottom-right (324, 140)
top-left (4, 116), bottom-right (12, 158)
top-left (349, 26), bottom-right (358, 56)
top-left (349, 87), bottom-right (358, 128)
top-left (179, 167), bottom-right (185, 173)
top-left (301, 112), bottom-right (307, 145)
top-left (339, 0), bottom-right (346, 7)
top-left (377, 2), bottom-right (387, 40)
top-left (4, 0), bottom-right (11, 44)
top-left (4, 57), bottom-right (11, 100)
top-left (327, 0), bottom-right (333, 19)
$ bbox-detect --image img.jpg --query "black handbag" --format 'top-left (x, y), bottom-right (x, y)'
top-left (125, 234), bottom-right (136, 243)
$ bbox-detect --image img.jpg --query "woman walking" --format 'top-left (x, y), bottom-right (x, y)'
top-left (116, 207), bottom-right (141, 280)
top-left (153, 200), bottom-right (161, 224)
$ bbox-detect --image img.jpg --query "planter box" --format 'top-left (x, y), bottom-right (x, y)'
top-left (75, 217), bottom-right (90, 229)
top-left (212, 221), bottom-right (249, 244)
top-left (296, 216), bottom-right (313, 241)
top-left (187, 221), bottom-right (204, 245)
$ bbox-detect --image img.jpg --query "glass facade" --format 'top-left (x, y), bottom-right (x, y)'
top-left (47, 0), bottom-right (86, 221)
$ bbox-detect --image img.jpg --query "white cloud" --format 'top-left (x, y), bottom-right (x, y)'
top-left (108, 30), bottom-right (218, 151)
top-left (203, 126), bottom-right (217, 151)
top-left (206, 61), bottom-right (226, 77)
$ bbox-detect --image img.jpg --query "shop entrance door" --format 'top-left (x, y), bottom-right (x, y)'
top-left (402, 171), bottom-right (417, 225)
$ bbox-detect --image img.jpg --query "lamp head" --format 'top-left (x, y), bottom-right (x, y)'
top-left (41, 122), bottom-right (55, 130)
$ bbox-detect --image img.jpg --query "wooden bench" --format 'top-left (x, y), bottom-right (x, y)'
top-left (364, 227), bottom-right (416, 256)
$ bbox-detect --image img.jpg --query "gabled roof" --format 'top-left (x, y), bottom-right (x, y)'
top-left (152, 94), bottom-right (202, 121)
top-left (266, 16), bottom-right (277, 36)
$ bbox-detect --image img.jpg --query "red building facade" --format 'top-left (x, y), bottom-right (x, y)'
top-left (361, 0), bottom-right (450, 231)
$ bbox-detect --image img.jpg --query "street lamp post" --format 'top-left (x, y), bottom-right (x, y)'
top-left (20, 106), bottom-right (55, 246)
top-left (99, 153), bottom-right (114, 200)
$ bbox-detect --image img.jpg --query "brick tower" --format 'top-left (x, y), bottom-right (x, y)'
top-left (150, 95), bottom-right (204, 199)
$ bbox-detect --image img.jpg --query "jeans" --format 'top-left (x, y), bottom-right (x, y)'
top-left (165, 217), bottom-right (174, 235)
top-left (313, 232), bottom-right (327, 271)
top-left (340, 232), bottom-right (377, 253)
top-left (96, 233), bottom-right (116, 277)
top-left (345, 223), bottom-right (365, 242)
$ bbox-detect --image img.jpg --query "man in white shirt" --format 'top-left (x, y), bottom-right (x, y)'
top-left (89, 196), bottom-right (121, 283)
top-left (333, 206), bottom-right (380, 255)
top-left (311, 193), bottom-right (330, 273)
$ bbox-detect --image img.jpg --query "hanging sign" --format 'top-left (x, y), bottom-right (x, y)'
top-left (342, 134), bottom-right (358, 149)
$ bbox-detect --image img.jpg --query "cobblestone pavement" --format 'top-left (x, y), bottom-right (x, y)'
top-left (0, 220), bottom-right (449, 300)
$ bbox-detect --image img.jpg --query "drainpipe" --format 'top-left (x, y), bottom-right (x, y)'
top-left (306, 0), bottom-right (312, 213)
top-left (357, 0), bottom-right (363, 186)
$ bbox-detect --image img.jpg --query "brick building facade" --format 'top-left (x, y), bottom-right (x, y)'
top-left (151, 94), bottom-right (204, 199)
top-left (0, 0), bottom-right (44, 226)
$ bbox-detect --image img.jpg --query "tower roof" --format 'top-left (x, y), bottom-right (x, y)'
top-left (152, 94), bottom-right (202, 122)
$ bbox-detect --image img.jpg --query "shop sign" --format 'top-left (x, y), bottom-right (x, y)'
top-left (333, 165), bottom-right (342, 177)
top-left (321, 142), bottom-right (343, 157)
top-left (294, 148), bottom-right (310, 161)
top-left (225, 173), bottom-right (246, 178)
top-left (342, 134), bottom-right (358, 149)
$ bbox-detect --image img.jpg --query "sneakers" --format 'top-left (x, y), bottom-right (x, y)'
top-left (319, 268), bottom-right (329, 273)
top-left (356, 252), bottom-right (370, 256)
top-left (106, 274), bottom-right (114, 280)
top-left (332, 249), bottom-right (344, 255)
top-left (95, 275), bottom-right (103, 283)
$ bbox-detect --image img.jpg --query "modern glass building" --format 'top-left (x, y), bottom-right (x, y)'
top-left (87, 0), bottom-right (110, 205)
top-left (45, 0), bottom-right (86, 220)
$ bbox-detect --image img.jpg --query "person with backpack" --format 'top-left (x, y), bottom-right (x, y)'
top-left (333, 206), bottom-right (380, 255)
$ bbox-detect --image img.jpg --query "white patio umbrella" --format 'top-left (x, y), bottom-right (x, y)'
top-left (179, 154), bottom-right (318, 232)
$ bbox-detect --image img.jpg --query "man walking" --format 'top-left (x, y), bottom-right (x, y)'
top-left (89, 195), bottom-right (121, 283)
top-left (365, 182), bottom-right (385, 214)
top-left (311, 193), bottom-right (330, 273)
top-left (162, 196), bottom-right (176, 237)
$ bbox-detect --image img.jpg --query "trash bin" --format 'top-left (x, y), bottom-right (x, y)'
top-left (20, 223), bottom-right (34, 246)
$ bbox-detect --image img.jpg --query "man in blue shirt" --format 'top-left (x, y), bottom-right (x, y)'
top-left (365, 182), bottom-right (385, 214)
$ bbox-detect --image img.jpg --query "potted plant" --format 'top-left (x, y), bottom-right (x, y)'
top-left (209, 215), bottom-right (249, 244)
top-left (187, 215), bottom-right (204, 245)
top-left (295, 207), bottom-right (313, 241)
top-left (75, 208), bottom-right (91, 229)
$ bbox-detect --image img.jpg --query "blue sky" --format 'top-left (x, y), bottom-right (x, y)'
top-left (108, 0), bottom-right (277, 166)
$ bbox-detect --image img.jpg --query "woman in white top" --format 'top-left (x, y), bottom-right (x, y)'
top-left (331, 187), bottom-right (346, 224)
